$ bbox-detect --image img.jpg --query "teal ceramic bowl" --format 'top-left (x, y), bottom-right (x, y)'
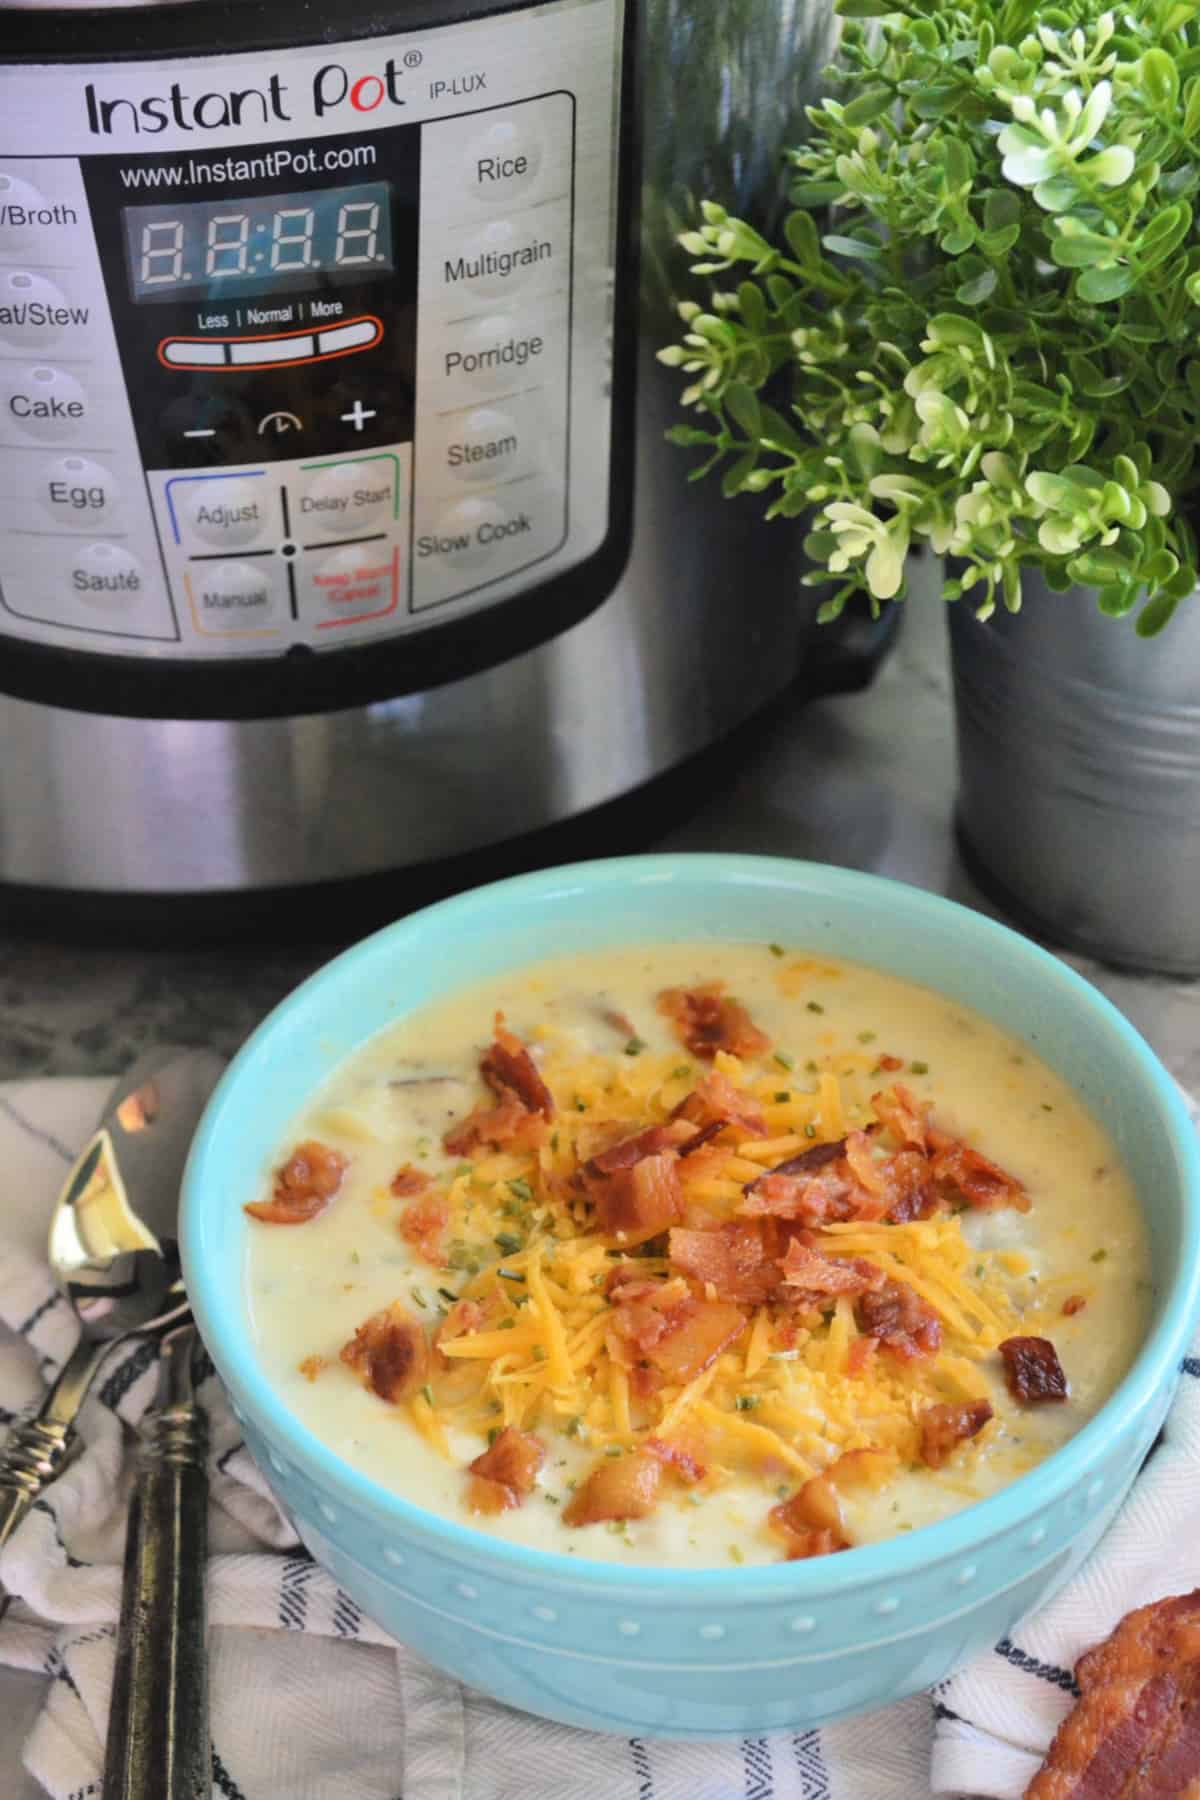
top-left (181, 855), bottom-right (1200, 1738)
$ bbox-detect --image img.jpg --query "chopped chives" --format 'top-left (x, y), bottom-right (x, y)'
top-left (806, 1001), bottom-right (824, 1014)
top-left (507, 1179), bottom-right (533, 1202)
top-left (768, 943), bottom-right (786, 958)
top-left (774, 1050), bottom-right (795, 1070)
top-left (420, 1384), bottom-right (434, 1407)
top-left (734, 1395), bottom-right (759, 1412)
top-left (497, 1268), bottom-right (525, 1283)
top-left (494, 1231), bottom-right (524, 1255)
top-left (774, 1090), bottom-right (791, 1103)
top-left (910, 1060), bottom-right (929, 1075)
top-left (624, 1037), bottom-right (647, 1056)
top-left (437, 1287), bottom-right (457, 1305)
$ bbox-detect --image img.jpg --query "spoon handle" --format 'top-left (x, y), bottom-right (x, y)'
top-left (103, 1323), bottom-right (210, 1800)
top-left (0, 1335), bottom-right (112, 1564)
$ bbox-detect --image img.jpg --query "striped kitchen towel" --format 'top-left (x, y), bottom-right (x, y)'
top-left (0, 1076), bottom-right (1195, 1799)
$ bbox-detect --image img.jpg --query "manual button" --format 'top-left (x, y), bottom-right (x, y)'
top-left (189, 559), bottom-right (279, 631)
top-left (299, 457), bottom-right (397, 538)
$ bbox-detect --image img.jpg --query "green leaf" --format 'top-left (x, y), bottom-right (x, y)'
top-left (665, 425), bottom-right (717, 447)
top-left (758, 403), bottom-right (807, 457)
top-left (983, 190), bottom-right (1021, 233)
top-left (1095, 583), bottom-right (1137, 614)
top-left (1184, 75), bottom-right (1200, 140)
top-left (737, 281), bottom-right (768, 334)
top-left (784, 211), bottom-right (820, 269)
top-left (1140, 48), bottom-right (1181, 114)
top-left (1136, 589), bottom-right (1183, 635)
top-left (841, 86), bottom-right (894, 127)
top-left (788, 181), bottom-right (844, 208)
top-left (723, 382), bottom-right (762, 439)
top-left (835, 0), bottom-right (895, 16)
top-left (956, 266), bottom-right (997, 304)
top-left (823, 232), bottom-right (885, 260)
top-left (1076, 263), bottom-right (1136, 302)
top-left (1051, 231), bottom-right (1120, 268)
top-left (1033, 175), bottom-right (1082, 213)
top-left (721, 450), bottom-right (759, 498)
top-left (1135, 201), bottom-right (1192, 271)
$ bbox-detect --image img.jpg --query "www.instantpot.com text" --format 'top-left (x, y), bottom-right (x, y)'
top-left (117, 142), bottom-right (377, 191)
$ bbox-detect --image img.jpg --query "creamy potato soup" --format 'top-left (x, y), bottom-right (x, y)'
top-left (244, 944), bottom-right (1150, 1567)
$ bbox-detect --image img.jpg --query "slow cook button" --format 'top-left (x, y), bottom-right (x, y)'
top-left (0, 270), bottom-right (86, 351)
top-left (417, 497), bottom-right (531, 572)
top-left (1, 364), bottom-right (88, 442)
top-left (172, 474), bottom-right (274, 549)
top-left (68, 541), bottom-right (142, 611)
top-left (462, 114), bottom-right (543, 204)
top-left (444, 407), bottom-right (524, 485)
top-left (40, 455), bottom-right (119, 528)
top-left (191, 559), bottom-right (279, 626)
top-left (299, 458), bottom-right (396, 537)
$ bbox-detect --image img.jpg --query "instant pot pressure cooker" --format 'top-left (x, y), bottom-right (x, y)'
top-left (0, 0), bottom-right (884, 929)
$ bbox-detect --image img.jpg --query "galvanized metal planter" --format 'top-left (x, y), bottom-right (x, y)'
top-left (948, 573), bottom-right (1200, 975)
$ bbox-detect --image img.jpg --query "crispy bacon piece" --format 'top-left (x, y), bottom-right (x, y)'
top-left (928, 1127), bottom-right (1029, 1213)
top-left (671, 1069), bottom-right (769, 1138)
top-left (855, 1277), bottom-right (942, 1361)
top-left (919, 1399), bottom-right (994, 1470)
top-left (298, 1354), bottom-right (328, 1382)
top-left (398, 1193), bottom-right (449, 1265)
top-left (563, 1450), bottom-right (662, 1526)
top-left (390, 1163), bottom-right (431, 1197)
top-left (877, 1054), bottom-right (904, 1072)
top-left (779, 1240), bottom-right (885, 1301)
top-left (1000, 1335), bottom-right (1069, 1404)
top-left (245, 1140), bottom-right (349, 1225)
top-left (590, 1149), bottom-right (683, 1242)
top-left (1063, 1294), bottom-right (1087, 1317)
top-left (846, 1335), bottom-right (879, 1378)
top-left (827, 1447), bottom-right (897, 1490)
top-left (871, 1083), bottom-right (929, 1151)
top-left (882, 1150), bottom-right (938, 1224)
top-left (669, 1220), bottom-right (778, 1306)
top-left (645, 1299), bottom-right (747, 1384)
top-left (657, 984), bottom-right (771, 1062)
top-left (434, 1297), bottom-right (486, 1363)
top-left (585, 1119), bottom-right (697, 1176)
top-left (465, 1426), bottom-right (545, 1515)
top-left (600, 1005), bottom-right (636, 1040)
top-left (740, 1139), bottom-right (862, 1227)
top-left (769, 1476), bottom-right (851, 1560)
top-left (340, 1301), bottom-right (430, 1404)
top-left (645, 1436), bottom-right (707, 1484)
top-left (1025, 1589), bottom-right (1200, 1800)
top-left (443, 1017), bottom-right (553, 1156)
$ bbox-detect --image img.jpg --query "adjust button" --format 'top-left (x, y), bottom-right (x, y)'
top-left (170, 473), bottom-right (275, 549)
top-left (40, 455), bottom-right (120, 529)
top-left (299, 457), bottom-right (397, 538)
top-left (0, 365), bottom-right (88, 443)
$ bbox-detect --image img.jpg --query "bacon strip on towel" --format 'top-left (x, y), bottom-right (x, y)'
top-left (340, 1301), bottom-right (430, 1404)
top-left (245, 1140), bottom-right (349, 1225)
top-left (465, 1426), bottom-right (545, 1515)
top-left (1024, 1589), bottom-right (1200, 1799)
top-left (443, 1016), bottom-right (554, 1156)
top-left (1000, 1335), bottom-right (1069, 1404)
top-left (920, 1399), bottom-right (993, 1469)
top-left (657, 984), bottom-right (772, 1062)
top-left (855, 1277), bottom-right (942, 1361)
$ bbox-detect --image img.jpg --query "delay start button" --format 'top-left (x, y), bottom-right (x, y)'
top-left (299, 458), bottom-right (397, 538)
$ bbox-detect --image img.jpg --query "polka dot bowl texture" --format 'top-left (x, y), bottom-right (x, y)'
top-left (180, 854), bottom-right (1200, 1738)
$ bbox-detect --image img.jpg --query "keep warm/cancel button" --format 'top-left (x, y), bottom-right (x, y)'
top-left (305, 542), bottom-right (400, 629)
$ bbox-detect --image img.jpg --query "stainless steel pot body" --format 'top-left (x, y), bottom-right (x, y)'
top-left (0, 0), bottom-right (847, 899)
top-left (949, 575), bottom-right (1200, 975)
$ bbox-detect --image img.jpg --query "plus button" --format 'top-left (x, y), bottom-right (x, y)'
top-left (340, 400), bottom-right (377, 432)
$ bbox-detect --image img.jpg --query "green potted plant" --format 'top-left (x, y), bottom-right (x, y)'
top-left (659, 0), bottom-right (1200, 973)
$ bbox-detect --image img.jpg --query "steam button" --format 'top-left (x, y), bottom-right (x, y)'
top-left (444, 407), bottom-right (523, 485)
top-left (1, 365), bottom-right (88, 443)
top-left (41, 456), bottom-right (120, 529)
top-left (171, 473), bottom-right (274, 549)
top-left (463, 115), bottom-right (543, 203)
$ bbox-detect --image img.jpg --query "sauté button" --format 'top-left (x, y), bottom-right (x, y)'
top-left (68, 541), bottom-right (142, 611)
top-left (191, 559), bottom-right (278, 625)
top-left (40, 456), bottom-right (119, 528)
top-left (1, 365), bottom-right (87, 443)
top-left (0, 271), bottom-right (82, 351)
top-left (300, 459), bottom-right (396, 536)
top-left (174, 475), bottom-right (273, 548)
top-left (444, 408), bottom-right (522, 484)
top-left (463, 115), bottom-right (543, 202)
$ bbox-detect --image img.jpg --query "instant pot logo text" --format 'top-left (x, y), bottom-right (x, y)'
top-left (83, 59), bottom-right (410, 136)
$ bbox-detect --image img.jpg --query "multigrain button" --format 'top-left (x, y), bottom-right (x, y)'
top-left (173, 474), bottom-right (273, 548)
top-left (68, 542), bottom-right (142, 611)
top-left (191, 559), bottom-right (279, 627)
top-left (300, 458), bottom-right (396, 536)
top-left (444, 218), bottom-right (555, 300)
top-left (462, 114), bottom-right (543, 203)
top-left (1, 364), bottom-right (88, 443)
top-left (0, 270), bottom-right (82, 350)
top-left (444, 408), bottom-right (522, 484)
top-left (41, 456), bottom-right (119, 528)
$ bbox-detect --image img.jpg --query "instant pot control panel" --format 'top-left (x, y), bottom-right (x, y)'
top-left (0, 0), bottom-right (631, 715)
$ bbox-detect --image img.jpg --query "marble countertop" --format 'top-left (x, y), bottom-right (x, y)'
top-left (2, 579), bottom-right (1197, 1092)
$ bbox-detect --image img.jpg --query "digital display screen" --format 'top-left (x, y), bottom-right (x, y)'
top-left (122, 181), bottom-right (394, 304)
